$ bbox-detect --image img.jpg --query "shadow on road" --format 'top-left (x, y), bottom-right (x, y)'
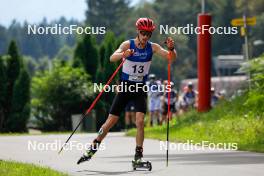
top-left (76, 169), bottom-right (153, 175)
top-left (102, 152), bottom-right (264, 165)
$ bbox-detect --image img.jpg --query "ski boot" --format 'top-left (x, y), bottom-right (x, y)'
top-left (132, 146), bottom-right (152, 171)
top-left (77, 139), bottom-right (101, 164)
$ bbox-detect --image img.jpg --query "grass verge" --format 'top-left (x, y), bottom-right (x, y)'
top-left (0, 160), bottom-right (68, 176)
top-left (127, 93), bottom-right (264, 153)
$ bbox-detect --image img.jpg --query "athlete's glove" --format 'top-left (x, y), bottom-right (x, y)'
top-left (165, 37), bottom-right (175, 51)
top-left (122, 49), bottom-right (135, 58)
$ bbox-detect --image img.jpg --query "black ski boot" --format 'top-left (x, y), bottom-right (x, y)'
top-left (132, 146), bottom-right (152, 171)
top-left (77, 139), bottom-right (101, 164)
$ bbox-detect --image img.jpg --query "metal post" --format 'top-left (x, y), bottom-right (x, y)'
top-left (243, 0), bottom-right (251, 89)
top-left (201, 0), bottom-right (205, 13)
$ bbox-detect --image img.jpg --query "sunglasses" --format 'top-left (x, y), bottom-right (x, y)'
top-left (140, 31), bottom-right (152, 37)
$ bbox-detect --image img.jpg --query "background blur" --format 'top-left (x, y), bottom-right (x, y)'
top-left (0, 0), bottom-right (263, 133)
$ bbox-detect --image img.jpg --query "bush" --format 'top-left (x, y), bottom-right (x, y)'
top-left (31, 60), bottom-right (94, 131)
top-left (240, 54), bottom-right (264, 115)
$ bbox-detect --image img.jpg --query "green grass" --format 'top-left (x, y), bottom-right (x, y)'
top-left (0, 160), bottom-right (68, 176)
top-left (127, 93), bottom-right (264, 152)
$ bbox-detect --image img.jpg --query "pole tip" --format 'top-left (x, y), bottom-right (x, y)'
top-left (58, 147), bottom-right (63, 155)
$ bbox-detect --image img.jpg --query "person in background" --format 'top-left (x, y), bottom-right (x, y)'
top-left (211, 87), bottom-right (219, 107)
top-left (218, 89), bottom-right (226, 100)
top-left (161, 81), bottom-right (178, 124)
top-left (147, 74), bottom-right (161, 126)
top-left (182, 82), bottom-right (196, 111)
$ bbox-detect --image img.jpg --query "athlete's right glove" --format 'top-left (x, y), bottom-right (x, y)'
top-left (122, 49), bottom-right (134, 58)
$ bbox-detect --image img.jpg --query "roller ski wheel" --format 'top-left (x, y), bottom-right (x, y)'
top-left (132, 159), bottom-right (152, 171)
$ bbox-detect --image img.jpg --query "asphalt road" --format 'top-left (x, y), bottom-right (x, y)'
top-left (0, 132), bottom-right (264, 176)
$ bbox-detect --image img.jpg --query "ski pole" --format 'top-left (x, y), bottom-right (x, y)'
top-left (166, 51), bottom-right (172, 167)
top-left (58, 58), bottom-right (126, 155)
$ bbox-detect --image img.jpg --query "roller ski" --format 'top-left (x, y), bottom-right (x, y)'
top-left (132, 146), bottom-right (152, 171)
top-left (77, 139), bottom-right (100, 164)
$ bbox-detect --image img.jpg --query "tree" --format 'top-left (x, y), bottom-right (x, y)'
top-left (0, 18), bottom-right (79, 59)
top-left (0, 25), bottom-right (8, 54)
top-left (239, 54), bottom-right (264, 114)
top-left (102, 32), bottom-right (118, 82)
top-left (31, 60), bottom-right (94, 131)
top-left (95, 32), bottom-right (125, 131)
top-left (23, 56), bottom-right (37, 76)
top-left (0, 41), bottom-right (32, 132)
top-left (1, 41), bottom-right (21, 131)
top-left (55, 45), bottom-right (74, 61)
top-left (95, 44), bottom-right (106, 84)
top-left (22, 22), bottom-right (43, 58)
top-left (6, 68), bottom-right (31, 132)
top-left (98, 44), bottom-right (106, 69)
top-left (6, 41), bottom-right (21, 82)
top-left (73, 35), bottom-right (99, 82)
top-left (0, 56), bottom-right (7, 130)
top-left (208, 0), bottom-right (243, 55)
top-left (85, 0), bottom-right (131, 38)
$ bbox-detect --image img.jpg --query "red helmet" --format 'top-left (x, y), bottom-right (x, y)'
top-left (135, 18), bottom-right (156, 32)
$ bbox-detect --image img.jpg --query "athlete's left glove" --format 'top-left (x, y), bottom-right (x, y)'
top-left (165, 37), bottom-right (175, 51)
